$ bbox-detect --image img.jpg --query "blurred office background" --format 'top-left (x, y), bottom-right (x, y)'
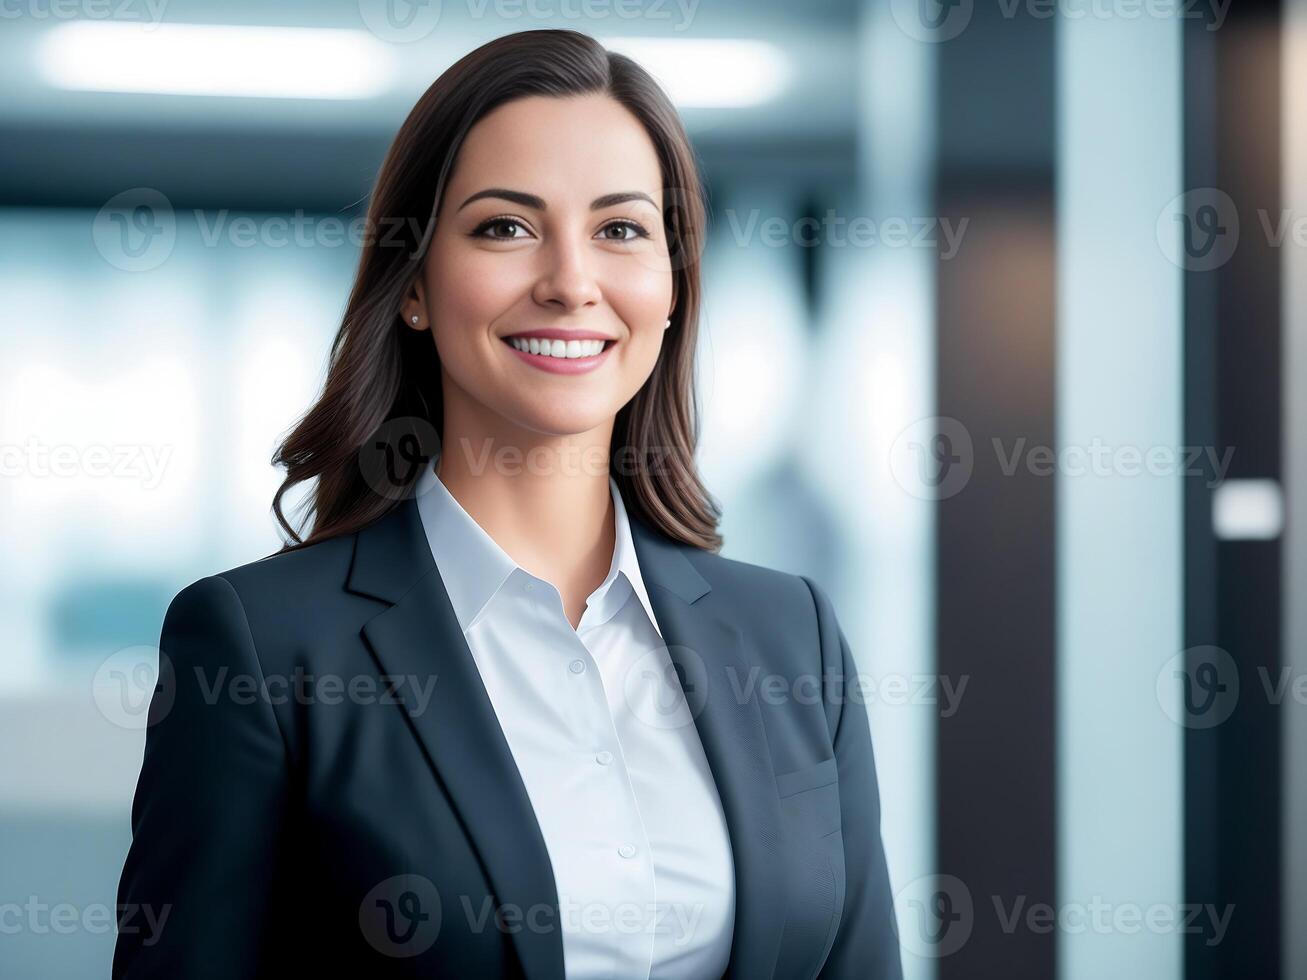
top-left (0, 0), bottom-right (1303, 977)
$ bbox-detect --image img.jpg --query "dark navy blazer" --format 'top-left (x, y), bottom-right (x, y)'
top-left (112, 489), bottom-right (903, 979)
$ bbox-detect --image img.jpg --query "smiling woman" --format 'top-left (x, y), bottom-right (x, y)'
top-left (112, 28), bottom-right (902, 980)
top-left (267, 29), bottom-right (717, 554)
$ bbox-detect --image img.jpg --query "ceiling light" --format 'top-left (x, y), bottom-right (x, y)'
top-left (38, 22), bottom-right (395, 100)
top-left (604, 37), bottom-right (790, 108)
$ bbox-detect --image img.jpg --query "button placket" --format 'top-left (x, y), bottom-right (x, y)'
top-left (558, 601), bottom-right (657, 977)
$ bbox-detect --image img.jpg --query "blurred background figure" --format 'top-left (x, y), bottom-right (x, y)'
top-left (0, 1), bottom-right (1302, 978)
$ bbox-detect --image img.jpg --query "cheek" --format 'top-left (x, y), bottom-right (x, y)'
top-left (425, 244), bottom-right (522, 329)
top-left (609, 267), bottom-right (674, 334)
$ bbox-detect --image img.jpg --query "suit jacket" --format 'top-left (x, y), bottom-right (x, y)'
top-left (112, 491), bottom-right (904, 980)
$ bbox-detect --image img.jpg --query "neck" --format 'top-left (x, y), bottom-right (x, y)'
top-left (434, 415), bottom-right (616, 591)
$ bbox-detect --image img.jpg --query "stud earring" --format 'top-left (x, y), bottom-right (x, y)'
top-left (410, 315), bottom-right (419, 325)
top-left (665, 318), bottom-right (671, 330)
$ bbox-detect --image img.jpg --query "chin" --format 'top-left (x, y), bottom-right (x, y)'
top-left (506, 399), bottom-right (619, 439)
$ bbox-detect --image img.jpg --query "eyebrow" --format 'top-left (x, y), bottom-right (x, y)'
top-left (456, 188), bottom-right (658, 213)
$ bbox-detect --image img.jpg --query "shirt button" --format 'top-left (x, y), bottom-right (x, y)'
top-left (618, 844), bottom-right (637, 859)
top-left (524, 582), bottom-right (535, 592)
top-left (595, 751), bottom-right (614, 766)
top-left (568, 659), bottom-right (586, 674)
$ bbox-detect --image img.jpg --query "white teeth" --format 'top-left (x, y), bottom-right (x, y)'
top-left (509, 337), bottom-right (607, 358)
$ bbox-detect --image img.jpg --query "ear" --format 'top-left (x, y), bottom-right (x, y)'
top-left (400, 274), bottom-right (429, 332)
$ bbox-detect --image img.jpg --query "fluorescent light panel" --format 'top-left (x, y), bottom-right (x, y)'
top-left (1213, 478), bottom-right (1285, 540)
top-left (604, 37), bottom-right (790, 108)
top-left (38, 22), bottom-right (395, 100)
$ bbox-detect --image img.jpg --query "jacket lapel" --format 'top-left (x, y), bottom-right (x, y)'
top-left (347, 492), bottom-right (787, 980)
top-left (626, 512), bottom-right (788, 980)
top-left (348, 496), bottom-right (565, 979)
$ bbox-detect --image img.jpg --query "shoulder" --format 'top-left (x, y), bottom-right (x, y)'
top-left (164, 531), bottom-right (363, 649)
top-left (212, 532), bottom-right (358, 603)
top-left (686, 546), bottom-right (816, 603)
top-left (683, 547), bottom-right (834, 654)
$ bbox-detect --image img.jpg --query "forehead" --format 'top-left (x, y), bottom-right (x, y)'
top-left (447, 93), bottom-right (664, 204)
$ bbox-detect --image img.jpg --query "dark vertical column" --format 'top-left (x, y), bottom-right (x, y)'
top-left (1184, 2), bottom-right (1284, 978)
top-left (934, 6), bottom-right (1057, 979)
top-left (1211, 3), bottom-right (1284, 976)
top-left (1182, 11), bottom-right (1221, 980)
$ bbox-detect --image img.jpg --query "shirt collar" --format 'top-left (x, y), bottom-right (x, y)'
top-left (412, 456), bottom-right (663, 638)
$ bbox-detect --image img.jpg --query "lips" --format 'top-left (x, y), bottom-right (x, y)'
top-left (500, 328), bottom-right (617, 342)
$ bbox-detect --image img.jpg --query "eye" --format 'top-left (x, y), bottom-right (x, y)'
top-left (470, 215), bottom-right (532, 240)
top-left (597, 219), bottom-right (651, 242)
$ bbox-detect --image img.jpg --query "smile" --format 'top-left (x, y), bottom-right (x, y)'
top-left (501, 336), bottom-right (616, 375)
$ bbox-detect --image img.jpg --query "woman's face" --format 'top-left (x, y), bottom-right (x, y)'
top-left (407, 92), bottom-right (675, 446)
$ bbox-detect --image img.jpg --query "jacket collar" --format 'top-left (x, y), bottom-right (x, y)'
top-left (347, 488), bottom-right (786, 980)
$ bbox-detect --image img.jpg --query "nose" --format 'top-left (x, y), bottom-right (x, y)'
top-left (530, 231), bottom-right (602, 313)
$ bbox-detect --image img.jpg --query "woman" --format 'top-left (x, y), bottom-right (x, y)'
top-left (113, 29), bottom-right (901, 980)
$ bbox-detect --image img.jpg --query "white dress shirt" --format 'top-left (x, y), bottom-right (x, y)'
top-left (413, 457), bottom-right (736, 980)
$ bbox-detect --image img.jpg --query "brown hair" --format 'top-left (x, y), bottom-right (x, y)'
top-left (269, 28), bottom-right (721, 556)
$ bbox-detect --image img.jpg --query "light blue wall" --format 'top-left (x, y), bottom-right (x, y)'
top-left (1056, 11), bottom-right (1184, 980)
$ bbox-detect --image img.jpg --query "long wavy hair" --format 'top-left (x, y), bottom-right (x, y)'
top-left (269, 29), bottom-right (721, 555)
